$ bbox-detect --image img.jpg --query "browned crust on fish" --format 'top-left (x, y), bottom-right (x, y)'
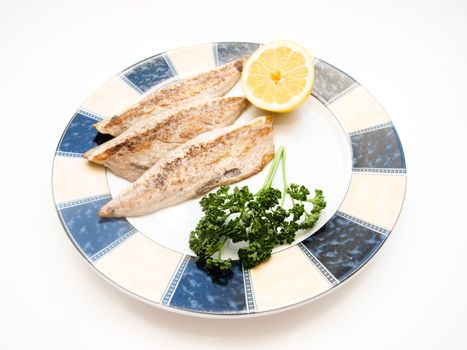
top-left (150, 116), bottom-right (273, 186)
top-left (85, 96), bottom-right (248, 163)
top-left (94, 58), bottom-right (247, 136)
top-left (194, 152), bottom-right (275, 197)
top-left (98, 116), bottom-right (274, 217)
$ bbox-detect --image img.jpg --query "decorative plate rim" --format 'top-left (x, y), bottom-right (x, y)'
top-left (52, 41), bottom-right (407, 318)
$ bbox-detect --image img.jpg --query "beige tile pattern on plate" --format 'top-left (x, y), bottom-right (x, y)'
top-left (94, 232), bottom-right (183, 303)
top-left (328, 85), bottom-right (390, 133)
top-left (167, 43), bottom-right (215, 77)
top-left (250, 245), bottom-right (332, 312)
top-left (53, 156), bottom-right (109, 203)
top-left (80, 76), bottom-right (141, 118)
top-left (339, 173), bottom-right (406, 230)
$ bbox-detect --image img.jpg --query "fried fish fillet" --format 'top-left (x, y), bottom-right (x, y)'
top-left (94, 58), bottom-right (246, 136)
top-left (99, 116), bottom-right (274, 217)
top-left (84, 96), bottom-right (249, 181)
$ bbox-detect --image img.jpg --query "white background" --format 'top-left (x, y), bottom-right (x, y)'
top-left (1, 0), bottom-right (466, 349)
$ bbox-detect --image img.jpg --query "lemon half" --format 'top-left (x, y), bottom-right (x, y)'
top-left (241, 41), bottom-right (315, 113)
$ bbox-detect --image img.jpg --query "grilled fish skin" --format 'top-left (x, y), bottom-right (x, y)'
top-left (94, 58), bottom-right (246, 136)
top-left (99, 116), bottom-right (274, 217)
top-left (84, 96), bottom-right (249, 181)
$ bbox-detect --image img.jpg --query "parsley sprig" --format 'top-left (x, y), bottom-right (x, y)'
top-left (189, 146), bottom-right (326, 274)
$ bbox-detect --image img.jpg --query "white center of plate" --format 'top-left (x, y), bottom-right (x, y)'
top-left (106, 94), bottom-right (352, 259)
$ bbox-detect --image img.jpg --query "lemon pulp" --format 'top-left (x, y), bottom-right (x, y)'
top-left (242, 41), bottom-right (315, 112)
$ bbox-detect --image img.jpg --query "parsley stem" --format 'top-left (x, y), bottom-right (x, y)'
top-left (218, 236), bottom-right (229, 259)
top-left (262, 146), bottom-right (284, 190)
top-left (280, 147), bottom-right (292, 207)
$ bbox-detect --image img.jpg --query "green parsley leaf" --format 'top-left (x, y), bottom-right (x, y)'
top-left (188, 146), bottom-right (326, 274)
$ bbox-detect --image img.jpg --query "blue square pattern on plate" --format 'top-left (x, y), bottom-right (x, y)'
top-left (302, 214), bottom-right (386, 281)
top-left (351, 126), bottom-right (406, 170)
top-left (312, 60), bottom-right (356, 104)
top-left (122, 54), bottom-right (175, 93)
top-left (169, 257), bottom-right (247, 314)
top-left (59, 197), bottom-right (135, 259)
top-left (57, 111), bottom-right (104, 156)
top-left (215, 42), bottom-right (260, 66)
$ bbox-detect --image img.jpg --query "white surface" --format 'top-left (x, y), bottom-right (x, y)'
top-left (107, 94), bottom-right (351, 258)
top-left (1, 0), bottom-right (466, 349)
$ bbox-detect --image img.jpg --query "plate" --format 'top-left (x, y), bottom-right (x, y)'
top-left (52, 42), bottom-right (406, 318)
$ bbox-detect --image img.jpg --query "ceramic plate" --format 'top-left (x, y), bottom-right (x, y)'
top-left (52, 42), bottom-right (406, 318)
